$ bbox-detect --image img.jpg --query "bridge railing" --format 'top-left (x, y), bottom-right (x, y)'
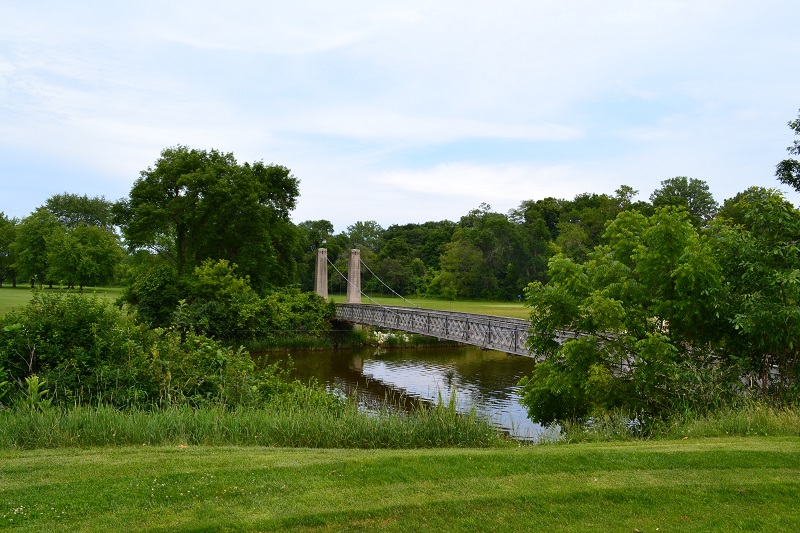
top-left (336, 303), bottom-right (538, 357)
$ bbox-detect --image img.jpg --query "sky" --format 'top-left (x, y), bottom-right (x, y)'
top-left (2, 1), bottom-right (800, 232)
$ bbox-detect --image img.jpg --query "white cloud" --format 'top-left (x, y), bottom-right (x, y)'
top-left (379, 163), bottom-right (592, 202)
top-left (2, 0), bottom-right (800, 227)
top-left (284, 109), bottom-right (582, 144)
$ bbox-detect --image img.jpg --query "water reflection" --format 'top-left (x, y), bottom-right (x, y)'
top-left (268, 345), bottom-right (546, 440)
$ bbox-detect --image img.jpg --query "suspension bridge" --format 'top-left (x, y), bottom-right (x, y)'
top-left (315, 248), bottom-right (554, 358)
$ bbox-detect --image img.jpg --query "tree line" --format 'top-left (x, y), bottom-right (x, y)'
top-left (0, 124), bottom-right (795, 310)
top-left (519, 111), bottom-right (800, 424)
top-left (0, 149), bottom-right (719, 304)
top-left (1, 109), bottom-right (799, 422)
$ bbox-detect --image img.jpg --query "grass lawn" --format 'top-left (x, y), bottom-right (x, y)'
top-left (1, 437), bottom-right (798, 531)
top-left (330, 294), bottom-right (531, 320)
top-left (0, 286), bottom-right (122, 315)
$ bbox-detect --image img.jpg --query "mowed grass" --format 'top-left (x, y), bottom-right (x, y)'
top-left (1, 437), bottom-right (798, 531)
top-left (0, 286), bottom-right (122, 315)
top-left (330, 294), bottom-right (531, 320)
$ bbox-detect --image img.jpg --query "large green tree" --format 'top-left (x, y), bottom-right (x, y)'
top-left (429, 204), bottom-right (520, 299)
top-left (45, 193), bottom-right (115, 230)
top-left (712, 187), bottom-right (800, 399)
top-left (14, 208), bottom-right (62, 288)
top-left (520, 207), bottom-right (734, 423)
top-left (649, 176), bottom-right (718, 226)
top-left (296, 219), bottom-right (340, 292)
top-left (115, 146), bottom-right (301, 292)
top-left (46, 224), bottom-right (124, 289)
top-left (0, 213), bottom-right (17, 288)
top-left (775, 109), bottom-right (800, 193)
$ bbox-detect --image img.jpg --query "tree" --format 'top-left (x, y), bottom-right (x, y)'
top-left (373, 238), bottom-right (426, 295)
top-left (520, 207), bottom-right (734, 424)
top-left (45, 193), bottom-right (115, 230)
top-left (115, 146), bottom-right (301, 292)
top-left (46, 224), bottom-right (123, 289)
top-left (775, 109), bottom-right (800, 193)
top-left (296, 219), bottom-right (339, 292)
top-left (14, 208), bottom-right (62, 288)
top-left (345, 220), bottom-right (384, 253)
top-left (711, 187), bottom-right (800, 399)
top-left (649, 176), bottom-right (718, 226)
top-left (381, 220), bottom-right (456, 271)
top-left (0, 213), bottom-right (17, 287)
top-left (428, 204), bottom-right (524, 299)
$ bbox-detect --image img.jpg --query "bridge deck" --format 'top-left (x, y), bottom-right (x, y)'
top-left (336, 303), bottom-right (535, 357)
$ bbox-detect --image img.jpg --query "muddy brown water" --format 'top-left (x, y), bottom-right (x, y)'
top-left (264, 344), bottom-right (549, 440)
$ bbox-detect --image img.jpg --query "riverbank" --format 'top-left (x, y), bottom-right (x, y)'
top-left (2, 437), bottom-right (797, 531)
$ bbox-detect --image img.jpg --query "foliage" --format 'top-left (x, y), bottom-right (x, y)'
top-left (429, 204), bottom-right (526, 299)
top-left (345, 220), bottom-right (384, 252)
top-left (13, 207), bottom-right (61, 288)
top-left (775, 108), bottom-right (800, 192)
top-left (45, 193), bottom-right (115, 230)
top-left (115, 145), bottom-right (301, 292)
top-left (649, 176), bottom-right (718, 226)
top-left (170, 259), bottom-right (335, 343)
top-left (711, 187), bottom-right (800, 400)
top-left (17, 375), bottom-right (52, 412)
top-left (119, 262), bottom-right (181, 327)
top-left (46, 223), bottom-right (123, 289)
top-left (372, 238), bottom-right (426, 295)
top-left (0, 291), bottom-right (144, 405)
top-left (520, 207), bottom-right (739, 424)
top-left (0, 291), bottom-right (293, 409)
top-left (0, 213), bottom-right (17, 287)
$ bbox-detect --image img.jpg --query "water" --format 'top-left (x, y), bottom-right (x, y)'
top-left (267, 345), bottom-right (547, 440)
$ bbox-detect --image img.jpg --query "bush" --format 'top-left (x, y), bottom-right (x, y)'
top-left (0, 291), bottom-right (145, 405)
top-left (0, 291), bottom-right (304, 409)
top-left (119, 263), bottom-right (180, 327)
top-left (157, 259), bottom-right (336, 344)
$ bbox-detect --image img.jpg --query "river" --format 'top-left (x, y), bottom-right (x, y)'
top-left (268, 344), bottom-right (549, 440)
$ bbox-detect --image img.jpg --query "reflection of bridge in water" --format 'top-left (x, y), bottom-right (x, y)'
top-left (315, 248), bottom-right (566, 358)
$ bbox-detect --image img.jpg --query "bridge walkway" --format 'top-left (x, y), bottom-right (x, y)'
top-left (336, 303), bottom-right (536, 357)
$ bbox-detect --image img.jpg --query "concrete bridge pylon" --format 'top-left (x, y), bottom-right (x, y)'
top-left (315, 248), bottom-right (328, 300)
top-left (314, 248), bottom-right (362, 304)
top-left (346, 249), bottom-right (361, 304)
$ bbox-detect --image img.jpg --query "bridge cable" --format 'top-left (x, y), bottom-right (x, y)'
top-left (326, 257), bottom-right (387, 308)
top-left (359, 258), bottom-right (421, 309)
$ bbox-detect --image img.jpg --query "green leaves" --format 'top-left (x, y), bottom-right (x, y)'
top-left (776, 109), bottom-right (800, 193)
top-left (521, 207), bottom-right (735, 423)
top-left (118, 146), bottom-right (301, 292)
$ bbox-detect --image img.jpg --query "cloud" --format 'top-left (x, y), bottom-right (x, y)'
top-left (2, 0), bottom-right (800, 228)
top-left (378, 163), bottom-right (593, 202)
top-left (284, 109), bottom-right (583, 144)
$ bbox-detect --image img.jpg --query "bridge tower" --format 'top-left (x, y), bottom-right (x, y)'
top-left (346, 249), bottom-right (361, 304)
top-left (315, 248), bottom-right (328, 300)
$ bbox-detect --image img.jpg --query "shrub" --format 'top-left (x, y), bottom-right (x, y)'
top-left (0, 291), bottom-right (145, 405)
top-left (0, 291), bottom-right (303, 409)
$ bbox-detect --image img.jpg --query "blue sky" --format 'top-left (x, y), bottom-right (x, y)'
top-left (2, 1), bottom-right (800, 232)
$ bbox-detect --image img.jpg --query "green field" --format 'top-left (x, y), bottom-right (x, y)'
top-left (1, 437), bottom-right (797, 531)
top-left (0, 289), bottom-right (528, 319)
top-left (329, 294), bottom-right (531, 319)
top-left (0, 286), bottom-right (122, 315)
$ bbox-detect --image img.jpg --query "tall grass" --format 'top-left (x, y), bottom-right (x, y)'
top-left (0, 394), bottom-right (509, 450)
top-left (663, 402), bottom-right (800, 439)
top-left (543, 401), bottom-right (800, 444)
